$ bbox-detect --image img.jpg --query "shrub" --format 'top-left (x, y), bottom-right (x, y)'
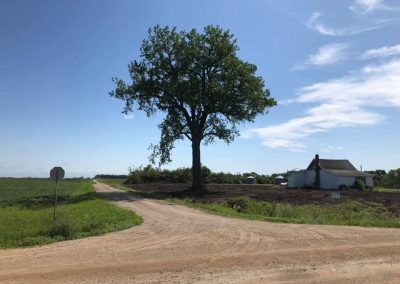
top-left (353, 180), bottom-right (366, 191)
top-left (339, 184), bottom-right (349, 191)
top-left (256, 175), bottom-right (273, 184)
top-left (126, 165), bottom-right (273, 185)
top-left (46, 218), bottom-right (79, 239)
top-left (226, 197), bottom-right (250, 212)
top-left (206, 172), bottom-right (242, 184)
top-left (126, 165), bottom-right (192, 184)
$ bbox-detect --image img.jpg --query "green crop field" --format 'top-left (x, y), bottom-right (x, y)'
top-left (0, 178), bottom-right (142, 249)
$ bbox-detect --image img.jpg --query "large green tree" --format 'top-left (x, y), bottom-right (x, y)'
top-left (382, 169), bottom-right (400, 189)
top-left (110, 25), bottom-right (276, 191)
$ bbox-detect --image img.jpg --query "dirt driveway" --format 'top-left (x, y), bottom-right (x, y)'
top-left (1, 182), bottom-right (400, 283)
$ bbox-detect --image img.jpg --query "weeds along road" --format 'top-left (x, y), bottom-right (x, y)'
top-left (1, 182), bottom-right (400, 283)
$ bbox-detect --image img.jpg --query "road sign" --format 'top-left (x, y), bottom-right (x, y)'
top-left (50, 167), bottom-right (65, 182)
top-left (50, 167), bottom-right (65, 220)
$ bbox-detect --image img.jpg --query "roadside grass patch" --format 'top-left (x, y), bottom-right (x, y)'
top-left (169, 196), bottom-right (400, 228)
top-left (0, 178), bottom-right (142, 249)
top-left (373, 187), bottom-right (400, 193)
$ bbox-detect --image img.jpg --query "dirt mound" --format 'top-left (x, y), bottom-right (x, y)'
top-left (130, 183), bottom-right (400, 214)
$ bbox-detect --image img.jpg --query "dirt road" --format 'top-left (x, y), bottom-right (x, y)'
top-left (1, 182), bottom-right (400, 283)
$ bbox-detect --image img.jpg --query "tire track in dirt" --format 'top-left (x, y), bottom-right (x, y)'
top-left (1, 181), bottom-right (400, 283)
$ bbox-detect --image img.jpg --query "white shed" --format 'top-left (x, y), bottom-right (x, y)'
top-left (288, 155), bottom-right (374, 190)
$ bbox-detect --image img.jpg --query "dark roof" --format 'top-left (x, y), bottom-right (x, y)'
top-left (324, 170), bottom-right (374, 177)
top-left (307, 159), bottom-right (357, 171)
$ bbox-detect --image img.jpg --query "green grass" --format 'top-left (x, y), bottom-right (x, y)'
top-left (0, 178), bottom-right (142, 249)
top-left (373, 187), bottom-right (400, 193)
top-left (169, 196), bottom-right (400, 228)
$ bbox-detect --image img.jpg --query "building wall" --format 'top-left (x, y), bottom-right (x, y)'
top-left (288, 174), bottom-right (296, 188)
top-left (288, 170), bottom-right (315, 188)
top-left (288, 169), bottom-right (373, 189)
top-left (288, 172), bottom-right (305, 188)
top-left (337, 176), bottom-right (355, 189)
top-left (320, 171), bottom-right (340, 189)
top-left (366, 177), bottom-right (373, 187)
top-left (305, 170), bottom-right (315, 187)
top-left (338, 176), bottom-right (373, 188)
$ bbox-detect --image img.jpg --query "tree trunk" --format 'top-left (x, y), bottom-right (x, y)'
top-left (191, 136), bottom-right (204, 191)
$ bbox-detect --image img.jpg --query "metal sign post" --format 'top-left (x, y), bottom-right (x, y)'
top-left (50, 167), bottom-right (65, 220)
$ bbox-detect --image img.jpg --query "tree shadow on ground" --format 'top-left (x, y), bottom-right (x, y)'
top-left (1, 195), bottom-right (68, 209)
top-left (67, 191), bottom-right (98, 204)
top-left (1, 191), bottom-right (99, 209)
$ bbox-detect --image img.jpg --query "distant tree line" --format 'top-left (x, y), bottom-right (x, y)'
top-left (124, 165), bottom-right (284, 185)
top-left (365, 169), bottom-right (400, 189)
top-left (95, 168), bottom-right (400, 189)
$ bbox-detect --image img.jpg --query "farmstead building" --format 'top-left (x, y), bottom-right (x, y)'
top-left (288, 155), bottom-right (374, 190)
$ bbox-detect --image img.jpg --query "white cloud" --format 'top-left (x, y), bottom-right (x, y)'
top-left (349, 0), bottom-right (383, 14)
top-left (321, 145), bottom-right (344, 153)
top-left (350, 0), bottom-right (400, 14)
top-left (309, 43), bottom-right (349, 65)
top-left (306, 11), bottom-right (397, 36)
top-left (245, 59), bottom-right (400, 151)
top-left (293, 43), bottom-right (349, 70)
top-left (361, 44), bottom-right (400, 59)
top-left (123, 114), bottom-right (134, 119)
top-left (298, 59), bottom-right (400, 107)
top-left (278, 99), bottom-right (294, 105)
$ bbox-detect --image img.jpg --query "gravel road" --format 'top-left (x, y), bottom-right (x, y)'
top-left (1, 182), bottom-right (400, 283)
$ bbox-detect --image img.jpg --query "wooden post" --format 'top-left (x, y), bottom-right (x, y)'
top-left (54, 179), bottom-right (58, 220)
top-left (315, 154), bottom-right (321, 189)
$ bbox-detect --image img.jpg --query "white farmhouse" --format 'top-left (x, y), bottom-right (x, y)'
top-left (288, 155), bottom-right (374, 189)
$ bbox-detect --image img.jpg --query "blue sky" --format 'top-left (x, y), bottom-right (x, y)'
top-left (1, 0), bottom-right (399, 177)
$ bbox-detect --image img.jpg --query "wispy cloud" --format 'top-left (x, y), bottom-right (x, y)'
top-left (349, 0), bottom-right (383, 14)
top-left (349, 0), bottom-right (400, 14)
top-left (245, 59), bottom-right (400, 151)
top-left (306, 12), bottom-right (397, 36)
top-left (321, 145), bottom-right (344, 153)
top-left (278, 99), bottom-right (294, 105)
top-left (293, 43), bottom-right (349, 70)
top-left (308, 43), bottom-right (349, 65)
top-left (123, 114), bottom-right (134, 119)
top-left (361, 43), bottom-right (400, 59)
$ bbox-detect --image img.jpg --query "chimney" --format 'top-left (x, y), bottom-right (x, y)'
top-left (315, 154), bottom-right (321, 189)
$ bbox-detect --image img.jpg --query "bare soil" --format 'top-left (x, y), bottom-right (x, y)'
top-left (1, 182), bottom-right (400, 283)
top-left (130, 183), bottom-right (400, 215)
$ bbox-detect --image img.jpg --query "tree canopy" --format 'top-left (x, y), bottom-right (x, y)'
top-left (110, 25), bottom-right (276, 190)
top-left (382, 169), bottom-right (400, 189)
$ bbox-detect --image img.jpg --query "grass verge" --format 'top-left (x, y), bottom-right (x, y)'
top-left (373, 187), bottom-right (400, 193)
top-left (0, 178), bottom-right (142, 249)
